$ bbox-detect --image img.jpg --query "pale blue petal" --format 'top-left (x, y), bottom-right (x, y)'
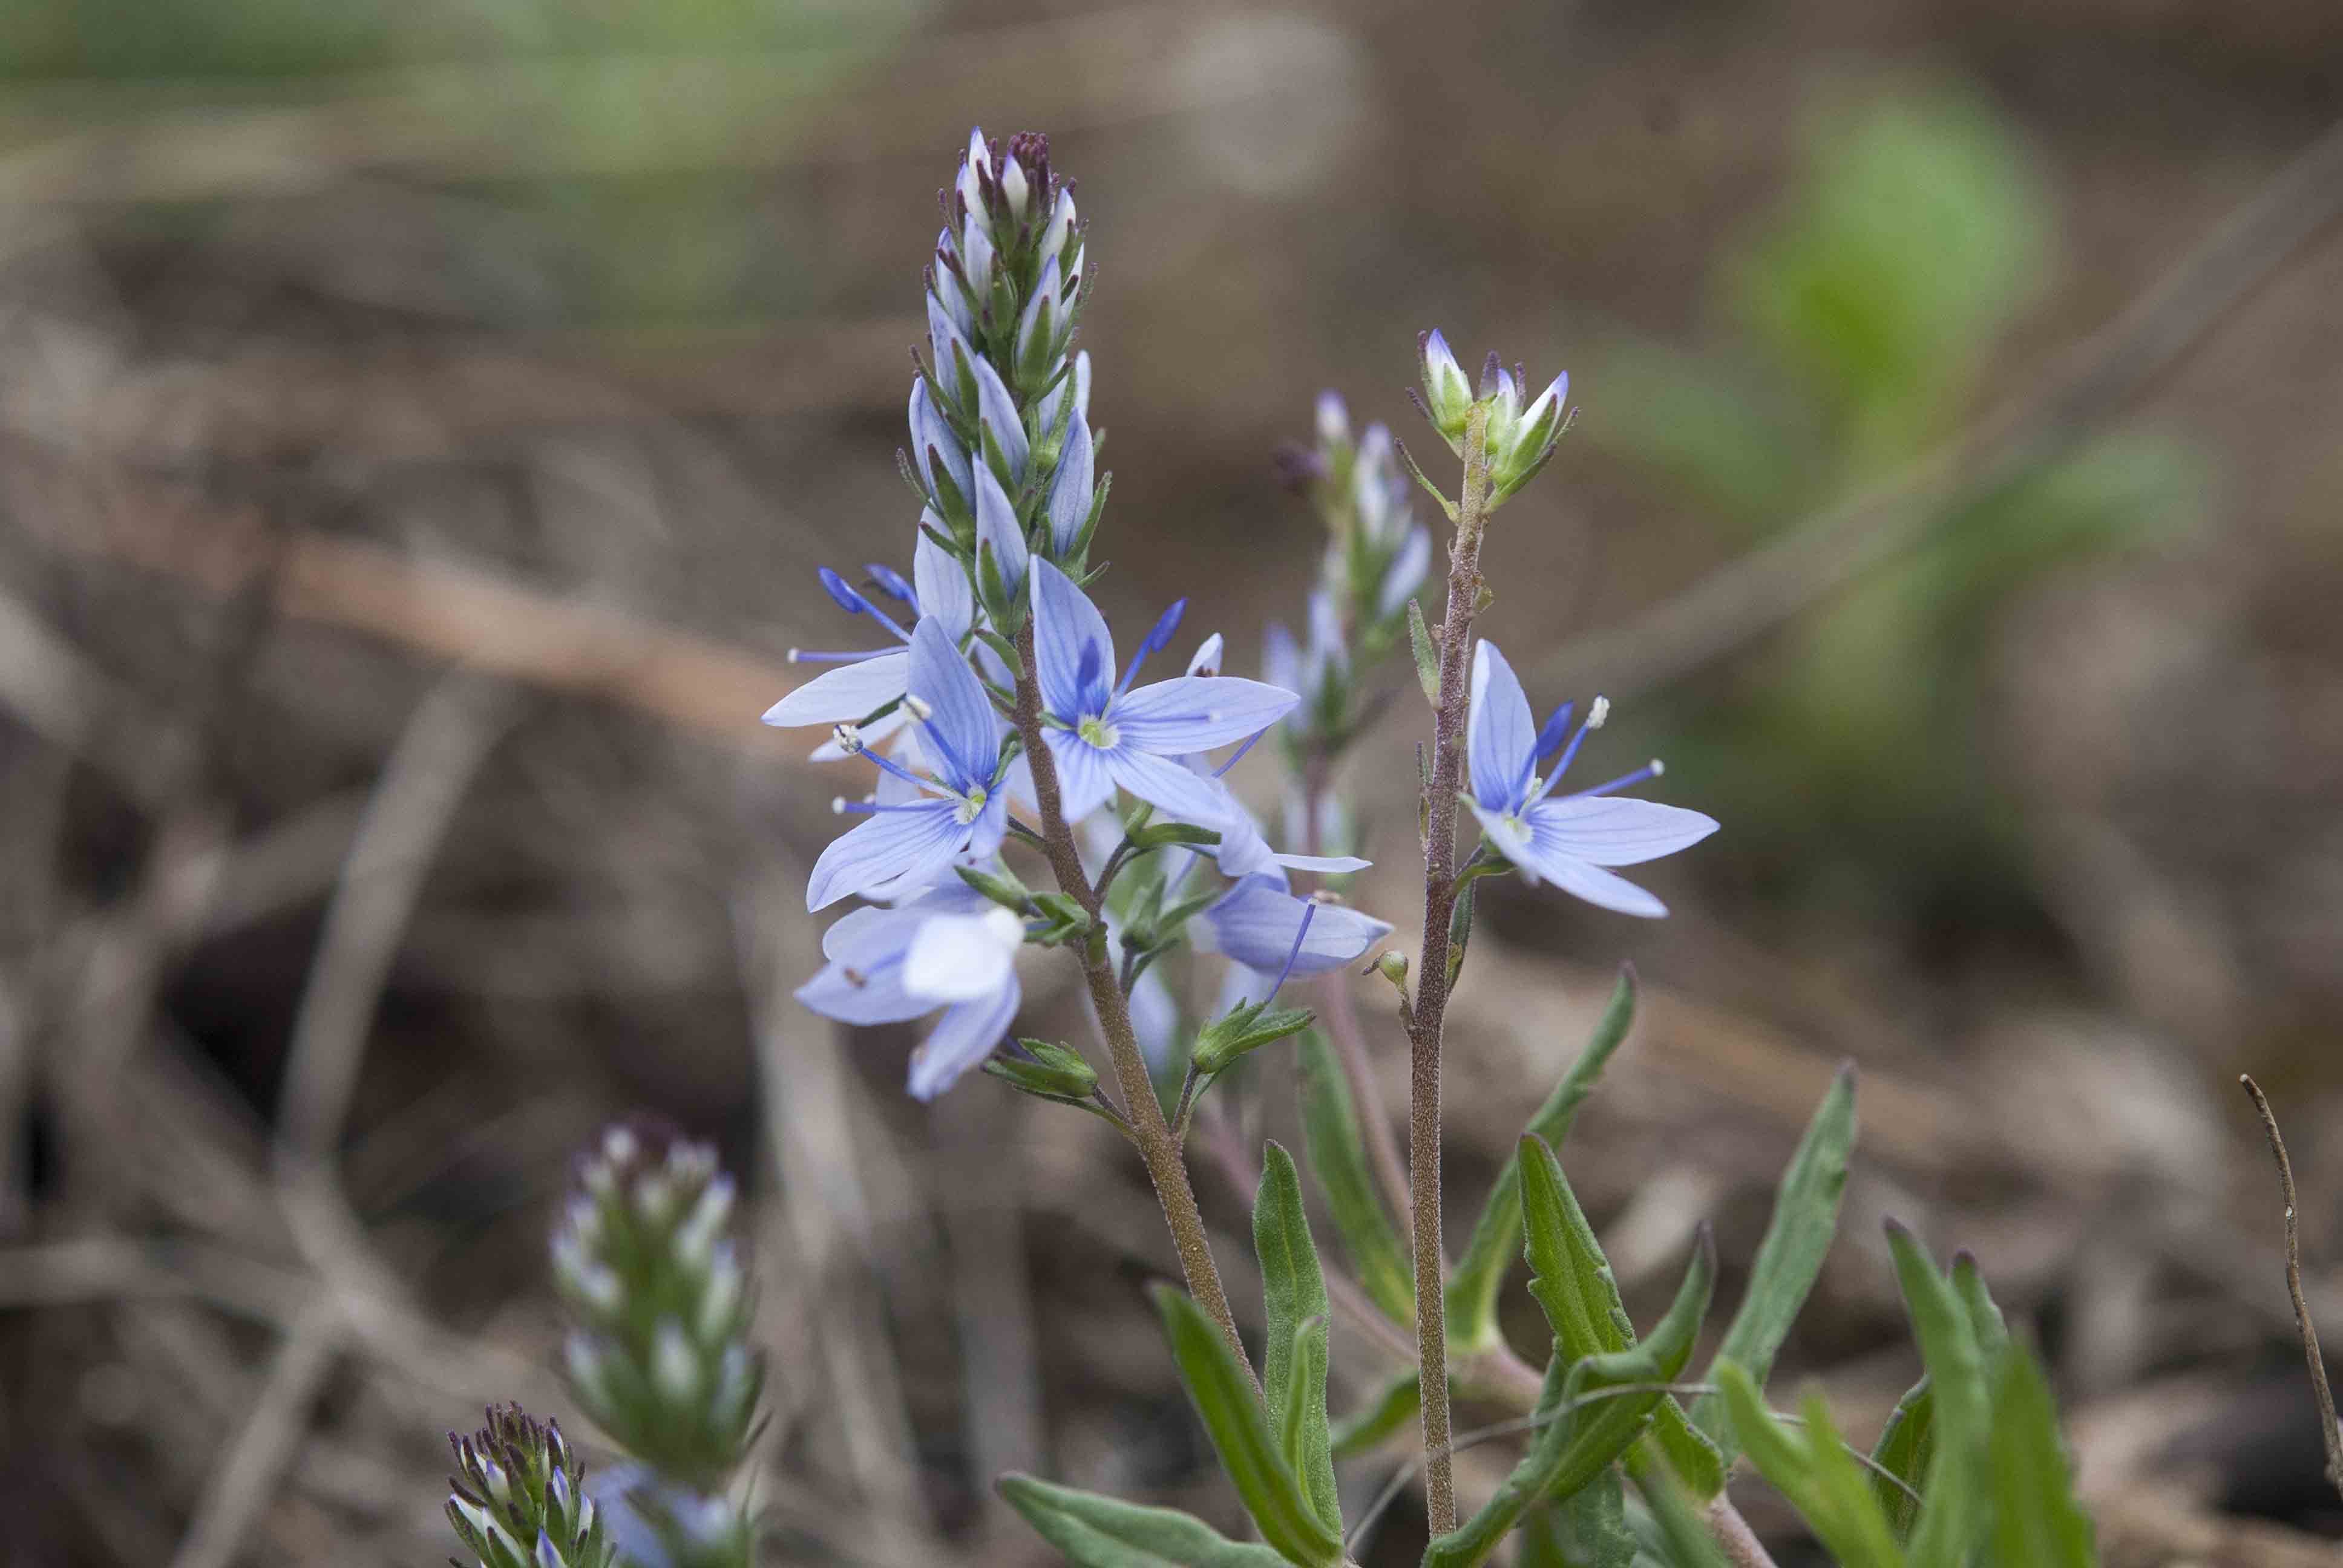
top-left (1376, 523), bottom-right (1432, 619)
top-left (1467, 639), bottom-right (1536, 813)
top-left (1468, 799), bottom-right (1666, 917)
top-left (1047, 407), bottom-right (1093, 555)
top-left (908, 379), bottom-right (971, 500)
top-left (1524, 795), bottom-right (1718, 867)
top-left (913, 523), bottom-right (973, 641)
top-left (1030, 558), bottom-right (1115, 721)
top-left (971, 356), bottom-right (1030, 480)
top-left (796, 956), bottom-right (928, 1027)
top-left (1191, 874), bottom-right (1392, 975)
top-left (819, 903), bottom-right (926, 965)
top-left (906, 617), bottom-right (997, 794)
top-left (1104, 746), bottom-right (1234, 825)
top-left (926, 293), bottom-right (974, 388)
top-left (1129, 967), bottom-right (1180, 1075)
top-left (1043, 730), bottom-right (1118, 823)
top-left (906, 975), bottom-right (1021, 1100)
top-left (1273, 852), bottom-right (1372, 875)
top-left (965, 783), bottom-right (1009, 860)
top-left (1110, 676), bottom-right (1297, 754)
top-left (762, 650), bottom-right (908, 727)
top-left (805, 801), bottom-right (966, 911)
top-left (972, 463), bottom-right (1029, 602)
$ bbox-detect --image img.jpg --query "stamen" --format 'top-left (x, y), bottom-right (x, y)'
top-left (865, 563), bottom-right (919, 610)
top-left (830, 722), bottom-right (867, 755)
top-left (788, 647), bottom-right (893, 665)
top-left (903, 693), bottom-right (934, 721)
top-left (1265, 901), bottom-right (1319, 1002)
top-left (1116, 598), bottom-right (1188, 697)
top-left (1530, 694), bottom-right (1612, 806)
top-left (1573, 760), bottom-right (1662, 799)
top-left (1211, 726), bottom-right (1270, 779)
top-left (817, 566), bottom-right (913, 643)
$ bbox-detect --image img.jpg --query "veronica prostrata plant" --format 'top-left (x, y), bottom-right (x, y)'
top-left (447, 125), bottom-right (2108, 1568)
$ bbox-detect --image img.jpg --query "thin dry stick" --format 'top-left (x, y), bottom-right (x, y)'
top-left (2240, 1074), bottom-right (2343, 1501)
top-left (1536, 114), bottom-right (2343, 701)
top-left (1404, 402), bottom-right (1496, 1534)
top-left (1006, 617), bottom-right (1257, 1391)
top-left (166, 1296), bottom-right (344, 1568)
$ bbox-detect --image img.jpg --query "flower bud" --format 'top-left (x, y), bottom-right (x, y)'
top-left (446, 1405), bottom-right (615, 1568)
top-left (1418, 329), bottom-right (1473, 449)
top-left (983, 1037), bottom-right (1101, 1103)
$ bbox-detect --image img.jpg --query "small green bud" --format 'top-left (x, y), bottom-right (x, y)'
top-left (1193, 1001), bottom-right (1317, 1076)
top-left (957, 863), bottom-right (1033, 912)
top-left (983, 1037), bottom-right (1100, 1102)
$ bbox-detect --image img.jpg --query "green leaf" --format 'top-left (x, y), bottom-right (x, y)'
top-left (1867, 1377), bottom-right (1932, 1538)
top-left (1693, 1063), bottom-right (1858, 1461)
top-left (1884, 1225), bottom-right (1988, 1568)
top-left (1406, 599), bottom-right (1441, 704)
top-left (1296, 1034), bottom-right (1414, 1327)
top-left (1513, 1125), bottom-right (1725, 1500)
top-left (1329, 1367), bottom-right (1420, 1460)
top-left (1521, 1469), bottom-right (1637, 1568)
top-left (1714, 1364), bottom-right (1904, 1568)
top-left (1426, 1229), bottom-right (1716, 1568)
top-left (1630, 1449), bottom-right (1729, 1568)
top-left (1985, 1342), bottom-right (2098, 1568)
top-left (1447, 969), bottom-right (1638, 1350)
top-left (1152, 1287), bottom-right (1343, 1568)
top-left (1252, 1143), bottom-right (1339, 1534)
top-left (1951, 1252), bottom-right (2010, 1362)
top-left (998, 1474), bottom-right (1296, 1567)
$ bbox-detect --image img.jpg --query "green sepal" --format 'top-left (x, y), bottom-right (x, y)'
top-left (983, 1039), bottom-right (1099, 1102)
top-left (1251, 1143), bottom-right (1339, 1534)
top-left (1514, 1128), bottom-right (1725, 1498)
top-left (998, 1474), bottom-right (1294, 1567)
top-left (1447, 969), bottom-right (1637, 1350)
top-left (1151, 1287), bottom-right (1344, 1568)
top-left (1296, 1034), bottom-right (1414, 1327)
top-left (1715, 1364), bottom-right (1904, 1568)
top-left (1193, 1001), bottom-right (1316, 1076)
top-left (1424, 1226), bottom-right (1716, 1568)
top-left (1328, 1367), bottom-right (1421, 1459)
top-left (1985, 1341), bottom-right (2098, 1568)
top-left (958, 864), bottom-right (1035, 912)
top-left (1132, 822), bottom-right (1224, 850)
top-left (1691, 1062), bottom-right (1858, 1462)
top-left (1406, 599), bottom-right (1442, 704)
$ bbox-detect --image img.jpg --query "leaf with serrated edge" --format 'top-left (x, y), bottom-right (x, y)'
top-left (1693, 1063), bottom-right (1857, 1460)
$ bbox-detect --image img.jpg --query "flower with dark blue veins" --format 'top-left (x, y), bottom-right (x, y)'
top-left (796, 885), bottom-right (1025, 1099)
top-left (805, 617), bottom-right (1012, 910)
top-left (761, 531), bottom-right (972, 756)
top-left (1028, 559), bottom-right (1298, 826)
top-left (1464, 639), bottom-right (1716, 917)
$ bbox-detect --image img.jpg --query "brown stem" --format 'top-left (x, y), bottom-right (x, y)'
top-left (2241, 1074), bottom-right (2343, 1501)
top-left (1406, 403), bottom-right (1494, 1533)
top-left (1007, 619), bottom-right (1257, 1392)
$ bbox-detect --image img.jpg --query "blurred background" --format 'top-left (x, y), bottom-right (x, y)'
top-left (2, 0), bottom-right (2341, 1562)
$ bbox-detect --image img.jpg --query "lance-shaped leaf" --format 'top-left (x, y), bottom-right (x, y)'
top-left (1884, 1224), bottom-right (1988, 1568)
top-left (1631, 1448), bottom-right (1731, 1568)
top-left (1519, 1471), bottom-right (1636, 1568)
top-left (1253, 1143), bottom-right (1339, 1534)
top-left (1297, 1033), bottom-right (1414, 1326)
top-left (1516, 1132), bottom-right (1726, 1498)
top-left (1447, 970), bottom-right (1638, 1350)
top-left (1951, 1252), bottom-right (2010, 1362)
top-left (1692, 1063), bottom-right (1858, 1461)
top-left (1985, 1342), bottom-right (2098, 1568)
top-left (1424, 1226), bottom-right (1716, 1568)
top-left (1715, 1363), bottom-right (1904, 1568)
top-left (1152, 1287), bottom-right (1344, 1568)
top-left (1867, 1377), bottom-right (1933, 1538)
top-left (1329, 1367), bottom-right (1421, 1460)
top-left (998, 1474), bottom-right (1296, 1567)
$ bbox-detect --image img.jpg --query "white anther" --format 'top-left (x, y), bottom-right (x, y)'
top-left (830, 797), bottom-right (848, 815)
top-left (1648, 758), bottom-right (1665, 776)
top-left (1587, 696), bottom-right (1610, 729)
top-left (786, 647), bottom-right (802, 664)
top-left (830, 721), bottom-right (866, 754)
top-left (903, 693), bottom-right (934, 721)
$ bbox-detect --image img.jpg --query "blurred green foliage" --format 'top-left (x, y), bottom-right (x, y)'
top-left (1596, 87), bottom-right (2204, 916)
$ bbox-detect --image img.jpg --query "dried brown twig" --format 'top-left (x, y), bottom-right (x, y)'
top-left (2238, 1074), bottom-right (2343, 1503)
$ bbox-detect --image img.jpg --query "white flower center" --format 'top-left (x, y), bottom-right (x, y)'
top-left (1078, 714), bottom-right (1119, 749)
top-left (955, 785), bottom-right (988, 825)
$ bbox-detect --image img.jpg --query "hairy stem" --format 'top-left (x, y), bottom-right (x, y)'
top-left (1407, 403), bottom-right (1493, 1534)
top-left (1008, 620), bottom-right (1258, 1392)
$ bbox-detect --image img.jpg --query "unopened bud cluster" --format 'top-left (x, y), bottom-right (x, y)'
top-left (906, 128), bottom-right (1105, 625)
top-left (445, 1405), bottom-right (614, 1568)
top-left (1417, 329), bottom-right (1570, 508)
top-left (552, 1122), bottom-right (762, 1493)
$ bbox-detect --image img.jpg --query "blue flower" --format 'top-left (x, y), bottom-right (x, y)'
top-left (1027, 560), bottom-right (1298, 825)
top-left (796, 886), bottom-right (1025, 1099)
top-left (805, 618), bottom-right (1011, 910)
top-left (1190, 874), bottom-right (1391, 978)
top-left (1463, 640), bottom-right (1716, 917)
